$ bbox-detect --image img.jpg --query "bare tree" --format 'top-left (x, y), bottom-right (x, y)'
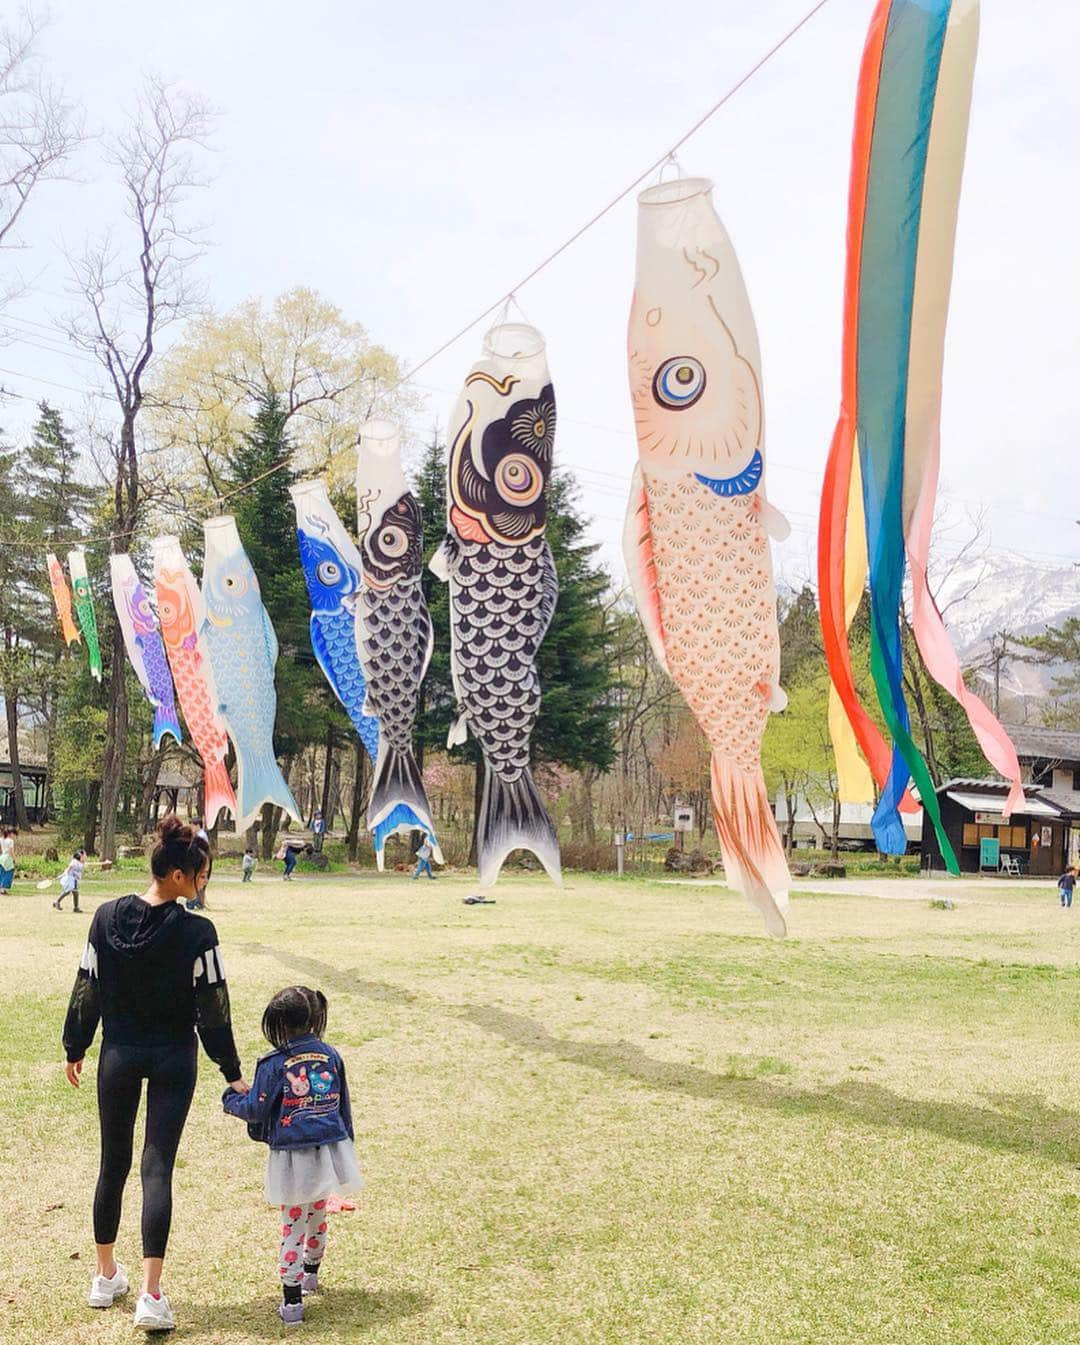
top-left (0, 6), bottom-right (82, 299)
top-left (66, 76), bottom-right (214, 859)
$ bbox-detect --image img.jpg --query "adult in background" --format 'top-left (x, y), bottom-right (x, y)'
top-left (281, 842), bottom-right (314, 881)
top-left (0, 827), bottom-right (15, 892)
top-left (62, 815), bottom-right (249, 1333)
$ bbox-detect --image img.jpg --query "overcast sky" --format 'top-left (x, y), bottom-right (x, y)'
top-left (4, 0), bottom-right (1078, 587)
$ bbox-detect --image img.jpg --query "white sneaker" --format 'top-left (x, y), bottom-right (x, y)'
top-left (88, 1261), bottom-right (129, 1307)
top-left (133, 1291), bottom-right (176, 1331)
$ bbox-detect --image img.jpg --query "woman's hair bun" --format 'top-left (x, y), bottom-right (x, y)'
top-left (156, 815), bottom-right (190, 841)
top-left (151, 813), bottom-right (209, 880)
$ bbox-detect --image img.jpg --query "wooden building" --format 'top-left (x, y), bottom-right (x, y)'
top-left (0, 762), bottom-right (48, 826)
top-left (921, 778), bottom-right (1080, 876)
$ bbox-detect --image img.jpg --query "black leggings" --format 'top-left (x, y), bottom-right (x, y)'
top-left (94, 1038), bottom-right (197, 1258)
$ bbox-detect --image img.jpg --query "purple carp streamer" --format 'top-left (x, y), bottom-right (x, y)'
top-left (109, 553), bottom-right (182, 750)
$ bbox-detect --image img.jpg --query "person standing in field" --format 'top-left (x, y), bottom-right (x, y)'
top-left (222, 985), bottom-right (361, 1326)
top-left (61, 816), bottom-right (248, 1333)
top-left (1058, 866), bottom-right (1077, 909)
top-left (0, 827), bottom-right (15, 892)
top-left (242, 848), bottom-right (256, 882)
top-left (412, 837), bottom-right (435, 881)
top-left (311, 810), bottom-right (326, 854)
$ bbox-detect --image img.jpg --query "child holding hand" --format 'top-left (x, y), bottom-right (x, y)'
top-left (223, 985), bottom-right (361, 1325)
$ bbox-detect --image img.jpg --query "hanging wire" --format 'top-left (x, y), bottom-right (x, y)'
top-left (7, 0), bottom-right (834, 553)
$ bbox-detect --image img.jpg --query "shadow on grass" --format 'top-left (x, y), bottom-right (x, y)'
top-left (248, 944), bottom-right (1080, 1167)
top-left (177, 1285), bottom-right (430, 1338)
top-left (240, 943), bottom-right (416, 1005)
top-left (462, 1004), bottom-right (1080, 1165)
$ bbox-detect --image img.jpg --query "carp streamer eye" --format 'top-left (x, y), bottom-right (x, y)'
top-left (223, 573), bottom-right (248, 597)
top-left (495, 454), bottom-right (543, 506)
top-left (379, 526), bottom-right (408, 558)
top-left (316, 560), bottom-right (342, 586)
top-left (652, 356), bottom-right (706, 410)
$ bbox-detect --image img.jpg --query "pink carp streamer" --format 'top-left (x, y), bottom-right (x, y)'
top-left (624, 176), bottom-right (791, 938)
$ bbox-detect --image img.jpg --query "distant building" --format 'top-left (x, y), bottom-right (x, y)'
top-left (919, 725), bottom-right (1080, 875)
top-left (0, 762), bottom-right (48, 826)
top-left (920, 778), bottom-right (1080, 876)
top-left (774, 793), bottom-right (922, 851)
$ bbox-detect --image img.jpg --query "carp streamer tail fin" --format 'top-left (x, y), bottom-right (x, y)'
top-left (368, 743), bottom-right (441, 870)
top-left (203, 757), bottom-right (237, 829)
top-left (476, 765), bottom-right (561, 889)
top-left (710, 754), bottom-right (789, 940)
top-left (152, 702), bottom-right (183, 752)
top-left (235, 749), bottom-right (300, 834)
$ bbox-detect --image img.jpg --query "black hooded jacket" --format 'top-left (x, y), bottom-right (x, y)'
top-left (62, 894), bottom-right (241, 1082)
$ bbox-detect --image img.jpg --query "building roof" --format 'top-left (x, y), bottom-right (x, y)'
top-left (1039, 789), bottom-right (1080, 817)
top-left (937, 777), bottom-right (1080, 820)
top-left (1004, 724), bottom-right (1080, 764)
top-left (945, 788), bottom-right (1060, 818)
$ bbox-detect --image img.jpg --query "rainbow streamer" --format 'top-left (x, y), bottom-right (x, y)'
top-left (818, 0), bottom-right (1022, 869)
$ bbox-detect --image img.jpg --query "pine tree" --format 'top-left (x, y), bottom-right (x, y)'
top-left (24, 403), bottom-right (96, 544)
top-left (535, 469), bottom-right (617, 773)
top-left (414, 430), bottom-right (458, 764)
top-left (227, 389), bottom-right (338, 848)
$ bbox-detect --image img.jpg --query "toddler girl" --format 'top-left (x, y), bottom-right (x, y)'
top-left (223, 985), bottom-right (361, 1325)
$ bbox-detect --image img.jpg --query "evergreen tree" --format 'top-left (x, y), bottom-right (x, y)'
top-left (24, 402), bottom-right (96, 544)
top-left (535, 470), bottom-right (617, 773)
top-left (227, 389), bottom-right (341, 843)
top-left (414, 431), bottom-right (458, 764)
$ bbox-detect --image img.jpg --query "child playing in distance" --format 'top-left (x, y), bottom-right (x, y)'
top-left (412, 837), bottom-right (435, 881)
top-left (1058, 866), bottom-right (1077, 909)
top-left (242, 849), bottom-right (256, 883)
top-left (53, 849), bottom-right (86, 912)
top-left (222, 985), bottom-right (361, 1325)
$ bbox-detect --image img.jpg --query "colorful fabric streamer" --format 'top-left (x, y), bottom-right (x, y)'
top-left (818, 0), bottom-right (1021, 868)
top-left (200, 515), bottom-right (301, 832)
top-left (431, 326), bottom-right (561, 887)
top-left (153, 535), bottom-right (238, 827)
top-left (109, 553), bottom-right (182, 750)
top-left (46, 552), bottom-right (81, 648)
top-left (353, 420), bottom-right (442, 869)
top-left (67, 550), bottom-right (102, 682)
top-left (623, 176), bottom-right (790, 938)
top-left (290, 479), bottom-right (380, 764)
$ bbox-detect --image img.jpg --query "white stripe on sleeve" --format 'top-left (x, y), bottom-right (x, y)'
top-left (79, 941), bottom-right (98, 977)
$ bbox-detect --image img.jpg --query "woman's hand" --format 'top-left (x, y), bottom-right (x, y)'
top-left (65, 1060), bottom-right (83, 1089)
top-left (229, 1078), bottom-right (250, 1095)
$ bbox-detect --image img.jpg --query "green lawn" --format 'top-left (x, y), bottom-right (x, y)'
top-left (2, 867), bottom-right (1079, 1343)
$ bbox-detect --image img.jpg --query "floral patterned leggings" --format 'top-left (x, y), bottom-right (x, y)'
top-left (279, 1200), bottom-right (329, 1286)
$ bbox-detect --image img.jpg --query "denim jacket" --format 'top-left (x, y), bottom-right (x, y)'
top-left (222, 1033), bottom-right (353, 1150)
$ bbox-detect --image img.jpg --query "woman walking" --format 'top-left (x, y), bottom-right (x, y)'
top-left (62, 816), bottom-right (249, 1332)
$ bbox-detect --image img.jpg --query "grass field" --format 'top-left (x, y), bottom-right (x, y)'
top-left (3, 866), bottom-right (1079, 1343)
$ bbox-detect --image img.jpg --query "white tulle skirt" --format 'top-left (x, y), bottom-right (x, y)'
top-left (264, 1141), bottom-right (363, 1206)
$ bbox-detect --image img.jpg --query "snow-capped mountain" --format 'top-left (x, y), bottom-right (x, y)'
top-left (930, 550), bottom-right (1080, 651)
top-left (929, 550), bottom-right (1080, 704)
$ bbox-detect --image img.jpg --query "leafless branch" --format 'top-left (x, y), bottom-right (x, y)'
top-left (0, 6), bottom-right (84, 256)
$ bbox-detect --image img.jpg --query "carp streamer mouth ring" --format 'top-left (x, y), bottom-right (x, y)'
top-left (652, 356), bottom-right (706, 410)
